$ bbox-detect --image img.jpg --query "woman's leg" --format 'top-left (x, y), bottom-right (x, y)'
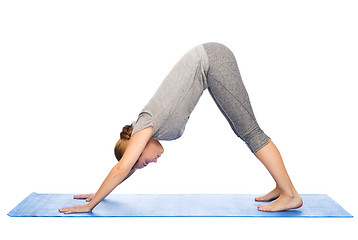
top-left (203, 42), bottom-right (302, 211)
top-left (254, 140), bottom-right (302, 211)
top-left (203, 43), bottom-right (269, 153)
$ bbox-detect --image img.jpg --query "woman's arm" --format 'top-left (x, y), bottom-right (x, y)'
top-left (58, 126), bottom-right (153, 214)
top-left (71, 168), bottom-right (137, 202)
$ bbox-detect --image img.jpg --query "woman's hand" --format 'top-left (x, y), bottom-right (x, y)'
top-left (58, 203), bottom-right (92, 214)
top-left (58, 194), bottom-right (94, 214)
top-left (73, 193), bottom-right (95, 202)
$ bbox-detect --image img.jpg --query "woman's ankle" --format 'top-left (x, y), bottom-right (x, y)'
top-left (277, 186), bottom-right (298, 198)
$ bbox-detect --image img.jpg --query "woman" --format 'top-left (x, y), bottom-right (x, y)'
top-left (59, 42), bottom-right (302, 213)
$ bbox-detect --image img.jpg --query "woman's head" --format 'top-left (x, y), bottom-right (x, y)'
top-left (114, 124), bottom-right (133, 161)
top-left (114, 124), bottom-right (164, 169)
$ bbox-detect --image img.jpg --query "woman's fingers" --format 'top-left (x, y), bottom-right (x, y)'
top-left (58, 204), bottom-right (92, 214)
top-left (86, 196), bottom-right (93, 202)
top-left (58, 207), bottom-right (72, 214)
top-left (74, 193), bottom-right (94, 199)
top-left (73, 194), bottom-right (87, 199)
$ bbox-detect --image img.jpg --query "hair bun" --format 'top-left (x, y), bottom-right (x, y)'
top-left (120, 124), bottom-right (133, 140)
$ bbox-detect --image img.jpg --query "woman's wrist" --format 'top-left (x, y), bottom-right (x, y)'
top-left (86, 201), bottom-right (95, 211)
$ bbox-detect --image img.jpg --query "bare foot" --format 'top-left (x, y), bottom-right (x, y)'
top-left (257, 193), bottom-right (303, 212)
top-left (255, 187), bottom-right (280, 202)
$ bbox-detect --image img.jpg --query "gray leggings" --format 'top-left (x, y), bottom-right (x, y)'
top-left (203, 42), bottom-right (270, 153)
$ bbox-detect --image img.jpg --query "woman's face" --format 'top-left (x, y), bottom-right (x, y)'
top-left (133, 139), bottom-right (164, 169)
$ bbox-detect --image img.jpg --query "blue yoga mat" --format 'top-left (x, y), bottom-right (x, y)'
top-left (8, 192), bottom-right (352, 217)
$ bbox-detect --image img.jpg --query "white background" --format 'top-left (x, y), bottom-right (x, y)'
top-left (1, 0), bottom-right (357, 239)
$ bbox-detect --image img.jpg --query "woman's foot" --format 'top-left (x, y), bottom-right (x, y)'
top-left (257, 192), bottom-right (303, 212)
top-left (255, 186), bottom-right (280, 202)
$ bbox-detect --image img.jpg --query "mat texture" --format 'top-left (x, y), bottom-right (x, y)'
top-left (8, 193), bottom-right (352, 217)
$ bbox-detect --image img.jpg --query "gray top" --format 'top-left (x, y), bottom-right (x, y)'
top-left (131, 44), bottom-right (209, 140)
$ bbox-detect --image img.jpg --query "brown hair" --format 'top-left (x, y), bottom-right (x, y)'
top-left (114, 124), bottom-right (133, 161)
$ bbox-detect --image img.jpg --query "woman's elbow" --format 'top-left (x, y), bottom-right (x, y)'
top-left (111, 162), bottom-right (131, 178)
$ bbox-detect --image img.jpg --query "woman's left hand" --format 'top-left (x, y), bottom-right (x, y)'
top-left (58, 203), bottom-right (92, 214)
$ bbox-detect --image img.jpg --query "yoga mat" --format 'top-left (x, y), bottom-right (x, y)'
top-left (8, 192), bottom-right (352, 217)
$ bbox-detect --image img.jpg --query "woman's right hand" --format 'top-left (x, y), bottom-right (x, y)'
top-left (73, 193), bottom-right (95, 202)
